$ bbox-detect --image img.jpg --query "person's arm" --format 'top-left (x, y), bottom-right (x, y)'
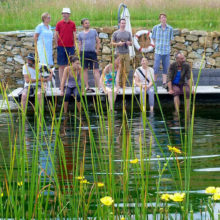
top-left (126, 32), bottom-right (132, 46)
top-left (73, 31), bottom-right (77, 48)
top-left (78, 37), bottom-right (82, 53)
top-left (96, 35), bottom-right (100, 54)
top-left (168, 64), bottom-right (174, 94)
top-left (34, 33), bottom-right (39, 46)
top-left (24, 74), bottom-right (37, 84)
top-left (134, 70), bottom-right (142, 88)
top-left (54, 31), bottom-right (59, 47)
top-left (60, 68), bottom-right (68, 96)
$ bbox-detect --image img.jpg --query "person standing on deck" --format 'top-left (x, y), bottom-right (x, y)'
top-left (152, 13), bottom-right (174, 88)
top-left (111, 18), bottom-right (132, 89)
top-left (167, 52), bottom-right (192, 115)
top-left (78, 18), bottom-right (101, 93)
top-left (34, 12), bottom-right (53, 67)
top-left (54, 8), bottom-right (76, 86)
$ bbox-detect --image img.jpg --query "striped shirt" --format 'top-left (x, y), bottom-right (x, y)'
top-left (152, 24), bottom-right (174, 55)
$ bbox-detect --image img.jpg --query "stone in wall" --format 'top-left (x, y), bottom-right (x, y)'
top-left (1, 28), bottom-right (220, 88)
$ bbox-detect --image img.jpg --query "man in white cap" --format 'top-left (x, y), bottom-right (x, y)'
top-left (55, 8), bottom-right (76, 86)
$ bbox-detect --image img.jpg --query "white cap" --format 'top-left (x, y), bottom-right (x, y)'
top-left (62, 8), bottom-right (71, 14)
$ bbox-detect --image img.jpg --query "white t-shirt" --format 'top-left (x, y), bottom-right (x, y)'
top-left (23, 64), bottom-right (37, 87)
top-left (134, 66), bottom-right (154, 86)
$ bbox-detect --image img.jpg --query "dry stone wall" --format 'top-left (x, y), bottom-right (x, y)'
top-left (1, 27), bottom-right (220, 88)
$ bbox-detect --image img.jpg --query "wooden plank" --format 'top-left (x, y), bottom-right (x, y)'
top-left (8, 87), bottom-right (23, 98)
top-left (8, 86), bottom-right (220, 99)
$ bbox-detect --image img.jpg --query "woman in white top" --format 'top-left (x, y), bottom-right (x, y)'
top-left (134, 57), bottom-right (155, 112)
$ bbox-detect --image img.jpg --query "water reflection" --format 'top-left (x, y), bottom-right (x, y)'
top-left (0, 105), bottom-right (220, 217)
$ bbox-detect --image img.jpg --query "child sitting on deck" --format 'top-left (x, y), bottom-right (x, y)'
top-left (100, 56), bottom-right (120, 111)
top-left (21, 53), bottom-right (52, 110)
top-left (60, 56), bottom-right (82, 113)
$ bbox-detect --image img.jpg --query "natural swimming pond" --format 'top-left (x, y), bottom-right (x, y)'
top-left (0, 103), bottom-right (220, 219)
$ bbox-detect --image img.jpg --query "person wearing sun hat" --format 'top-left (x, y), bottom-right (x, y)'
top-left (54, 7), bottom-right (77, 86)
top-left (21, 53), bottom-right (52, 110)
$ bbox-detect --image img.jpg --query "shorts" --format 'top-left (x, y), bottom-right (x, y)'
top-left (57, 46), bottom-right (75, 66)
top-left (23, 85), bottom-right (41, 96)
top-left (64, 86), bottom-right (81, 102)
top-left (80, 51), bottom-right (99, 69)
top-left (153, 53), bottom-right (170, 74)
top-left (172, 84), bottom-right (190, 98)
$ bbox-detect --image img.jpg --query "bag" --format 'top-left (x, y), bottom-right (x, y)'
top-left (137, 68), bottom-right (150, 84)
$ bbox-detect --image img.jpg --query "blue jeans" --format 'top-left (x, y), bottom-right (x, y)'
top-left (153, 54), bottom-right (170, 74)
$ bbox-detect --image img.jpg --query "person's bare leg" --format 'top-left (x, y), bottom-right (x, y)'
top-left (76, 102), bottom-right (81, 113)
top-left (154, 74), bottom-right (158, 82)
top-left (37, 91), bottom-right (42, 106)
top-left (83, 68), bottom-right (89, 89)
top-left (21, 92), bottom-right (27, 110)
top-left (64, 102), bottom-right (69, 114)
top-left (162, 74), bottom-right (167, 84)
top-left (150, 106), bottom-right (154, 112)
top-left (107, 90), bottom-right (113, 110)
top-left (174, 96), bottom-right (180, 114)
top-left (59, 65), bottom-right (66, 87)
top-left (93, 69), bottom-right (100, 89)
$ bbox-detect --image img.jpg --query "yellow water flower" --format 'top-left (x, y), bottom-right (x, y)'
top-left (167, 145), bottom-right (181, 154)
top-left (80, 179), bottom-right (89, 184)
top-left (213, 193), bottom-right (220, 201)
top-left (17, 181), bottom-right (23, 187)
top-left (161, 193), bottom-right (170, 202)
top-left (76, 176), bottom-right (85, 180)
top-left (205, 186), bottom-right (216, 194)
top-left (130, 158), bottom-right (139, 164)
top-left (215, 187), bottom-right (220, 193)
top-left (100, 196), bottom-right (114, 206)
top-left (97, 182), bottom-right (104, 187)
top-left (169, 193), bottom-right (185, 202)
top-left (1, 192), bottom-right (3, 197)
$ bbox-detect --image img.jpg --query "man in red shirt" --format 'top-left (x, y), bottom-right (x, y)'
top-left (55, 8), bottom-right (77, 84)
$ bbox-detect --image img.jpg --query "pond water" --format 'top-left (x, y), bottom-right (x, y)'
top-left (0, 103), bottom-right (220, 218)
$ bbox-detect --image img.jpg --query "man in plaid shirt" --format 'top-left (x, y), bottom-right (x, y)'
top-left (152, 13), bottom-right (174, 88)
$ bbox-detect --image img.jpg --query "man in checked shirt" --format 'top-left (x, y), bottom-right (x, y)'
top-left (152, 13), bottom-right (174, 89)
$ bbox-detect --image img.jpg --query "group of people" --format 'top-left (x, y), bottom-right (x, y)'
top-left (21, 9), bottom-right (192, 114)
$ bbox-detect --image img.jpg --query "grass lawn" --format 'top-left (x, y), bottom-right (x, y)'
top-left (0, 0), bottom-right (220, 31)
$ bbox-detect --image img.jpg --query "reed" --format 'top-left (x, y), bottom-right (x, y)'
top-left (0, 49), bottom-right (219, 218)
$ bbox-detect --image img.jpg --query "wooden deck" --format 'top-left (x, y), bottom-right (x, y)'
top-left (7, 85), bottom-right (220, 99)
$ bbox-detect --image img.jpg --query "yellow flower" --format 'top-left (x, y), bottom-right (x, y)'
top-left (169, 193), bottom-right (185, 202)
top-left (100, 196), bottom-right (114, 206)
top-left (161, 194), bottom-right (170, 202)
top-left (205, 186), bottom-right (216, 194)
top-left (80, 179), bottom-right (89, 184)
top-left (121, 217), bottom-right (125, 220)
top-left (17, 181), bottom-right (23, 187)
top-left (167, 145), bottom-right (181, 154)
top-left (76, 176), bottom-right (85, 180)
top-left (215, 187), bottom-right (220, 193)
top-left (130, 158), bottom-right (139, 164)
top-left (213, 193), bottom-right (220, 201)
top-left (1, 192), bottom-right (3, 197)
top-left (97, 182), bottom-right (104, 187)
